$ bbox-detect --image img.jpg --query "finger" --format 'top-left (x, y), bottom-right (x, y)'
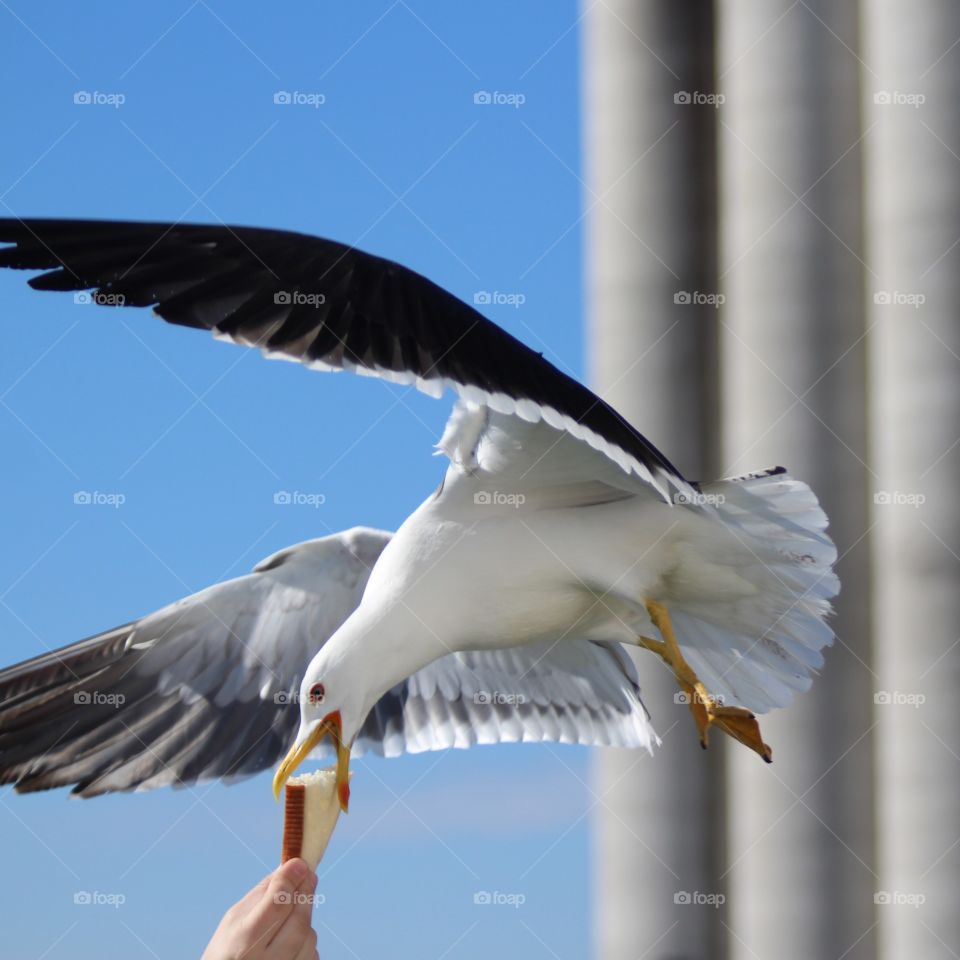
top-left (280, 920), bottom-right (318, 960)
top-left (267, 872), bottom-right (318, 954)
top-left (292, 931), bottom-right (320, 960)
top-left (244, 858), bottom-right (311, 937)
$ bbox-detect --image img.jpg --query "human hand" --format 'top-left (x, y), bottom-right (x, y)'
top-left (202, 858), bottom-right (319, 960)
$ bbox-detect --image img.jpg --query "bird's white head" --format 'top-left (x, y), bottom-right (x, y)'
top-left (272, 648), bottom-right (360, 812)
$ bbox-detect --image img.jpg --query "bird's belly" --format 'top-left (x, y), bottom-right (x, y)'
top-left (371, 487), bottom-right (754, 664)
top-left (453, 578), bottom-right (604, 651)
top-left (381, 497), bottom-right (679, 651)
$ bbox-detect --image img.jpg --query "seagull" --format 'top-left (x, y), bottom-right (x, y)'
top-left (0, 526), bottom-right (654, 796)
top-left (0, 219), bottom-right (839, 812)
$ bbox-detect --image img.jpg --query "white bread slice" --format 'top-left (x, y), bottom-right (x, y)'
top-left (280, 767), bottom-right (345, 869)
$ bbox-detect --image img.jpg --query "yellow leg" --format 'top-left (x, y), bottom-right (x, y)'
top-left (640, 600), bottom-right (773, 763)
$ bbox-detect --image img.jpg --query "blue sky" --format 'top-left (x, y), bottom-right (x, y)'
top-left (0, 3), bottom-right (610, 957)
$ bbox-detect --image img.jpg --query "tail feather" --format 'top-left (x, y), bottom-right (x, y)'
top-left (673, 468), bottom-right (839, 714)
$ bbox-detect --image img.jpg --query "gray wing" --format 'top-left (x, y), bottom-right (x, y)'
top-left (0, 529), bottom-right (655, 798)
top-left (0, 528), bottom-right (388, 797)
top-left (354, 640), bottom-right (657, 758)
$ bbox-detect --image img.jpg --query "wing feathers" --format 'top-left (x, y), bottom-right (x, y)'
top-left (353, 640), bottom-right (657, 759)
top-left (0, 528), bottom-right (656, 796)
top-left (0, 218), bottom-right (684, 494)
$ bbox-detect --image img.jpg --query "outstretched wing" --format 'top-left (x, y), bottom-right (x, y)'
top-left (0, 528), bottom-right (387, 797)
top-left (0, 528), bottom-right (654, 797)
top-left (356, 639), bottom-right (656, 758)
top-left (0, 218), bottom-right (683, 499)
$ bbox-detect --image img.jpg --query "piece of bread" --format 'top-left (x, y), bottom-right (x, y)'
top-left (280, 768), bottom-right (345, 869)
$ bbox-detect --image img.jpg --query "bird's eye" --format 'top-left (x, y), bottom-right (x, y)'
top-left (309, 682), bottom-right (325, 705)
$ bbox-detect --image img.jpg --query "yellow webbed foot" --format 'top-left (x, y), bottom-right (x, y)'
top-left (643, 600), bottom-right (773, 763)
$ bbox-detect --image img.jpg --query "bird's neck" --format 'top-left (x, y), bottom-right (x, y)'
top-left (328, 597), bottom-right (448, 738)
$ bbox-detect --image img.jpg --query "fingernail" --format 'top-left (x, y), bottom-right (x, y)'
top-left (287, 859), bottom-right (308, 882)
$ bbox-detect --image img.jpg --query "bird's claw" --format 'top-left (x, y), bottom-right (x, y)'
top-left (681, 680), bottom-right (772, 762)
top-left (643, 599), bottom-right (773, 763)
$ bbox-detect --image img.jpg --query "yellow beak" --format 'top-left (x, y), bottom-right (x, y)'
top-left (272, 709), bottom-right (352, 812)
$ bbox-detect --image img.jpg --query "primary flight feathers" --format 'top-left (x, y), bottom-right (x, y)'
top-left (0, 218), bottom-right (684, 500)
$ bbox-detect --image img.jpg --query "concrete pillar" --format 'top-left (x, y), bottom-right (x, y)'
top-left (863, 3), bottom-right (960, 956)
top-left (583, 4), bottom-right (724, 957)
top-left (718, 2), bottom-right (875, 958)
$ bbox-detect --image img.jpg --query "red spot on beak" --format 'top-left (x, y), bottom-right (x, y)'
top-left (323, 709), bottom-right (351, 813)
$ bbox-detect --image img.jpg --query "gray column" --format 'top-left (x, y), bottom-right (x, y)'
top-left (583, 4), bottom-right (724, 958)
top-left (863, 4), bottom-right (960, 957)
top-left (718, 3), bottom-right (875, 958)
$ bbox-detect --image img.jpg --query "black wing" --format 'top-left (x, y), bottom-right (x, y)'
top-left (0, 218), bottom-right (685, 498)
